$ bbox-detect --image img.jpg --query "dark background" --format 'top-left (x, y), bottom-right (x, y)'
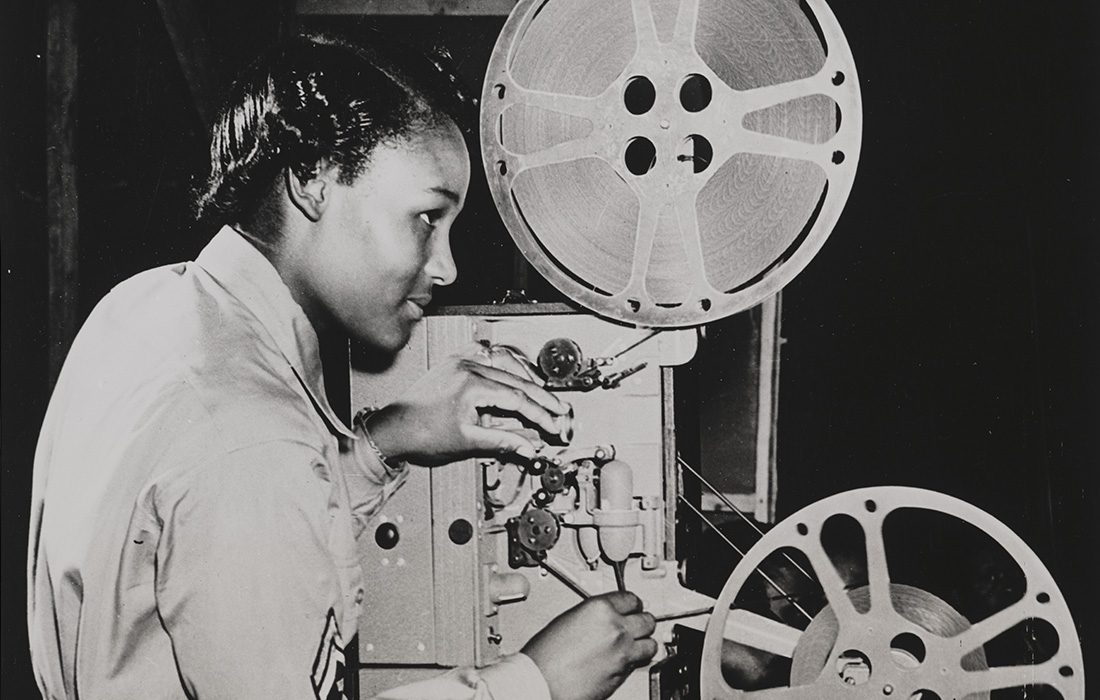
top-left (3, 0), bottom-right (1097, 696)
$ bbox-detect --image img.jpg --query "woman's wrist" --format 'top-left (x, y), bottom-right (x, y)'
top-left (354, 405), bottom-right (407, 472)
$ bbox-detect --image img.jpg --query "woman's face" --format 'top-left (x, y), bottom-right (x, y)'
top-left (299, 122), bottom-right (470, 354)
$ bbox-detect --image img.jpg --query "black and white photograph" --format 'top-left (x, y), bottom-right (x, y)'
top-left (2, 1), bottom-right (1097, 699)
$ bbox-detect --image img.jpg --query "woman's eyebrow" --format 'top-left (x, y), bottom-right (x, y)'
top-left (426, 186), bottom-right (461, 205)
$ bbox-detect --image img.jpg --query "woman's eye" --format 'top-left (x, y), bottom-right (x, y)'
top-left (419, 211), bottom-right (440, 227)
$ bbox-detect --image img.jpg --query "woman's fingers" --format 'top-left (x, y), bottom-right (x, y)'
top-left (626, 637), bottom-right (659, 668)
top-left (621, 610), bottom-right (657, 641)
top-left (467, 377), bottom-right (568, 441)
top-left (374, 343), bottom-right (576, 465)
top-left (468, 343), bottom-right (549, 387)
top-left (456, 359), bottom-right (574, 446)
top-left (463, 424), bottom-right (539, 460)
top-left (486, 344), bottom-right (544, 384)
top-left (461, 359), bottom-right (568, 415)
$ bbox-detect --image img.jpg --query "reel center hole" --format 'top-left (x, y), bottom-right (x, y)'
top-left (679, 135), bottom-right (713, 173)
top-left (835, 649), bottom-right (872, 686)
top-left (624, 76), bottom-right (656, 115)
top-left (679, 74), bottom-right (712, 112)
top-left (889, 632), bottom-right (927, 668)
top-left (625, 137), bottom-right (657, 176)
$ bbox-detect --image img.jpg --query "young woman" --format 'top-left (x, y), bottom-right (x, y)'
top-left (28, 35), bottom-right (656, 700)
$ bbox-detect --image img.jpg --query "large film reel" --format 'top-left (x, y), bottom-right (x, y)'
top-left (700, 487), bottom-right (1084, 700)
top-left (480, 0), bottom-right (862, 327)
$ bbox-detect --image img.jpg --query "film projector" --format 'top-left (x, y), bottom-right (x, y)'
top-left (342, 0), bottom-right (1085, 698)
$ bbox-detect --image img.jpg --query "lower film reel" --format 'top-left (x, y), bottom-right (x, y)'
top-left (481, 0), bottom-right (862, 327)
top-left (700, 487), bottom-right (1084, 700)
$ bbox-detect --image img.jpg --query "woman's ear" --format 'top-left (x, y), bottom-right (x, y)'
top-left (285, 165), bottom-right (332, 222)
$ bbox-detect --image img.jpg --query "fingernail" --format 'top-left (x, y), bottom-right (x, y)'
top-left (553, 413), bottom-right (573, 442)
top-left (516, 444), bottom-right (536, 460)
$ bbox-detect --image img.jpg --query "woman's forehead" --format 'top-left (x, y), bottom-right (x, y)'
top-left (358, 124), bottom-right (470, 198)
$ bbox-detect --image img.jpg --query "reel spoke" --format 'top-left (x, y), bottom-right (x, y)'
top-left (501, 82), bottom-right (607, 122)
top-left (950, 594), bottom-right (1040, 660)
top-left (860, 507), bottom-right (894, 615)
top-left (714, 128), bottom-right (834, 167)
top-left (671, 0), bottom-right (702, 46)
top-left (629, 0), bottom-right (660, 52)
top-left (620, 196), bottom-right (664, 299)
top-left (730, 70), bottom-right (840, 119)
top-left (800, 532), bottom-right (860, 624)
top-left (512, 132), bottom-right (610, 176)
top-left (952, 661), bottom-right (1073, 697)
top-left (673, 196), bottom-right (719, 299)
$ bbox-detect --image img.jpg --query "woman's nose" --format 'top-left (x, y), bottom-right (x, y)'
top-left (426, 233), bottom-right (457, 287)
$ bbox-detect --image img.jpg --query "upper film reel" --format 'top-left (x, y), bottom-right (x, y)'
top-left (480, 0), bottom-right (862, 327)
top-left (699, 487), bottom-right (1085, 700)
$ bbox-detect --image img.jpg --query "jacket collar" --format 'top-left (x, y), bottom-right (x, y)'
top-left (196, 226), bottom-right (357, 441)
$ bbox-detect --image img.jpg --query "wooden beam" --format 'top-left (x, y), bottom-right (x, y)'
top-left (753, 293), bottom-right (781, 524)
top-left (155, 0), bottom-right (223, 129)
top-left (46, 0), bottom-right (79, 389)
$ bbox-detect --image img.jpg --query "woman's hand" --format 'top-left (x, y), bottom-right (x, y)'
top-left (522, 592), bottom-right (658, 700)
top-left (363, 343), bottom-right (573, 466)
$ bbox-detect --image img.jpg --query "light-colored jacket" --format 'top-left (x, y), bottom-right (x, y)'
top-left (28, 227), bottom-right (548, 700)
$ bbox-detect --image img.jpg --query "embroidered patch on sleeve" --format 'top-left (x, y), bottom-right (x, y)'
top-left (311, 609), bottom-right (347, 700)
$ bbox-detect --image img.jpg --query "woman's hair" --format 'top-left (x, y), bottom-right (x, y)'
top-left (193, 33), bottom-right (475, 235)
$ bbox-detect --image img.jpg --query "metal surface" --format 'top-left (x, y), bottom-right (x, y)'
top-left (699, 487), bottom-right (1085, 700)
top-left (480, 0), bottom-right (862, 327)
top-left (352, 327), bottom-right (440, 667)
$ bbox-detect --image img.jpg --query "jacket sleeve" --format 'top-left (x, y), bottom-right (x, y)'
top-left (155, 440), bottom-right (361, 700)
top-left (152, 439), bottom-right (551, 700)
top-left (342, 417), bottom-right (409, 539)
